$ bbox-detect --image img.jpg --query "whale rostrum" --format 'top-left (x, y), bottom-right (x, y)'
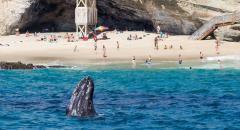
top-left (66, 76), bottom-right (97, 117)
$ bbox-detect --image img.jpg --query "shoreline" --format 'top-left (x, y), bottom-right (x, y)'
top-left (1, 56), bottom-right (240, 70)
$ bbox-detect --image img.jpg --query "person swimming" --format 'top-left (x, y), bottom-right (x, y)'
top-left (144, 56), bottom-right (152, 65)
top-left (145, 60), bottom-right (148, 64)
top-left (218, 59), bottom-right (223, 69)
top-left (132, 56), bottom-right (136, 64)
top-left (132, 56), bottom-right (136, 68)
top-left (148, 55), bottom-right (152, 64)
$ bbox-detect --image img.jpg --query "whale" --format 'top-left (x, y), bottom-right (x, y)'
top-left (66, 76), bottom-right (97, 117)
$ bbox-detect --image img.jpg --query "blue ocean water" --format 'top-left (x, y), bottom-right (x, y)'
top-left (0, 67), bottom-right (240, 130)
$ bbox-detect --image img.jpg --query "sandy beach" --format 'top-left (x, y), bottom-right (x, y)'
top-left (0, 31), bottom-right (240, 66)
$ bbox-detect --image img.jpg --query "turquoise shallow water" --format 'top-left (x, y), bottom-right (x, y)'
top-left (0, 67), bottom-right (240, 129)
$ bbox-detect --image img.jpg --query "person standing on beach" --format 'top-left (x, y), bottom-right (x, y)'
top-left (180, 45), bottom-right (183, 50)
top-left (117, 41), bottom-right (120, 50)
top-left (103, 45), bottom-right (107, 58)
top-left (164, 45), bottom-right (168, 50)
top-left (200, 52), bottom-right (204, 60)
top-left (160, 31), bottom-right (164, 39)
top-left (73, 45), bottom-right (78, 52)
top-left (154, 36), bottom-right (159, 50)
top-left (216, 37), bottom-right (221, 46)
top-left (157, 25), bottom-right (161, 34)
top-left (94, 41), bottom-right (97, 51)
top-left (93, 34), bottom-right (97, 42)
top-left (26, 31), bottom-right (30, 37)
top-left (15, 28), bottom-right (20, 36)
top-left (178, 54), bottom-right (183, 64)
top-left (165, 32), bottom-right (169, 38)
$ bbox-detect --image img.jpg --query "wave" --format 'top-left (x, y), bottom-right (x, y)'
top-left (206, 55), bottom-right (240, 61)
top-left (32, 56), bottom-right (240, 71)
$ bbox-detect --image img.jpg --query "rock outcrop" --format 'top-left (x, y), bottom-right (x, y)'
top-left (0, 61), bottom-right (73, 70)
top-left (0, 0), bottom-right (239, 35)
top-left (0, 62), bottom-right (46, 70)
top-left (214, 24), bottom-right (240, 42)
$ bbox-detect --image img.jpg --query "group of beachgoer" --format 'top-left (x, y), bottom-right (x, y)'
top-left (154, 27), bottom-right (175, 51)
top-left (92, 44), bottom-right (108, 58)
top-left (215, 38), bottom-right (221, 55)
top-left (24, 31), bottom-right (60, 43)
top-left (64, 33), bottom-right (75, 42)
top-left (131, 55), bottom-right (152, 66)
top-left (153, 30), bottom-right (184, 65)
top-left (154, 38), bottom-right (181, 50)
top-left (127, 34), bottom-right (142, 40)
top-left (48, 35), bottom-right (58, 43)
top-left (157, 25), bottom-right (169, 38)
top-left (215, 37), bottom-right (223, 68)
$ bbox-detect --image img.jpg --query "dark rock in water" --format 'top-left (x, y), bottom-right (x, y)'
top-left (48, 65), bottom-right (69, 68)
top-left (34, 65), bottom-right (47, 69)
top-left (0, 62), bottom-right (33, 70)
top-left (0, 62), bottom-right (46, 70)
top-left (66, 76), bottom-right (97, 117)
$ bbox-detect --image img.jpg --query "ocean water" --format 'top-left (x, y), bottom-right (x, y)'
top-left (0, 66), bottom-right (240, 129)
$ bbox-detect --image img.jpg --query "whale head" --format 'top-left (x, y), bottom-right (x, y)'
top-left (66, 76), bottom-right (96, 117)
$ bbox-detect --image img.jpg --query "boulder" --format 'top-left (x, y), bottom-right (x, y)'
top-left (0, 62), bottom-right (46, 70)
top-left (214, 24), bottom-right (240, 42)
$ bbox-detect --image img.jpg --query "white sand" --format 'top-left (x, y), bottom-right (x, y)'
top-left (0, 31), bottom-right (240, 66)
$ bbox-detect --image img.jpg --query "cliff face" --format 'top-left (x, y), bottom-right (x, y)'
top-left (0, 0), bottom-right (239, 35)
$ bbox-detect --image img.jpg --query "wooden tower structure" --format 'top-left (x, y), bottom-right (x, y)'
top-left (75, 0), bottom-right (97, 38)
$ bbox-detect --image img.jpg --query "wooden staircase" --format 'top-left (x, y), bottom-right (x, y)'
top-left (190, 12), bottom-right (240, 40)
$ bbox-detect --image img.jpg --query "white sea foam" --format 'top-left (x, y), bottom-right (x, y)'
top-left (35, 56), bottom-right (240, 70)
top-left (206, 55), bottom-right (240, 61)
top-left (193, 62), bottom-right (240, 70)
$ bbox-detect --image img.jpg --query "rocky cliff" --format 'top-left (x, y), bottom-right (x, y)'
top-left (214, 23), bottom-right (240, 42)
top-left (0, 0), bottom-right (239, 35)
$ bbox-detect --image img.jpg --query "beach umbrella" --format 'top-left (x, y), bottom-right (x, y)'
top-left (94, 26), bottom-right (109, 32)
